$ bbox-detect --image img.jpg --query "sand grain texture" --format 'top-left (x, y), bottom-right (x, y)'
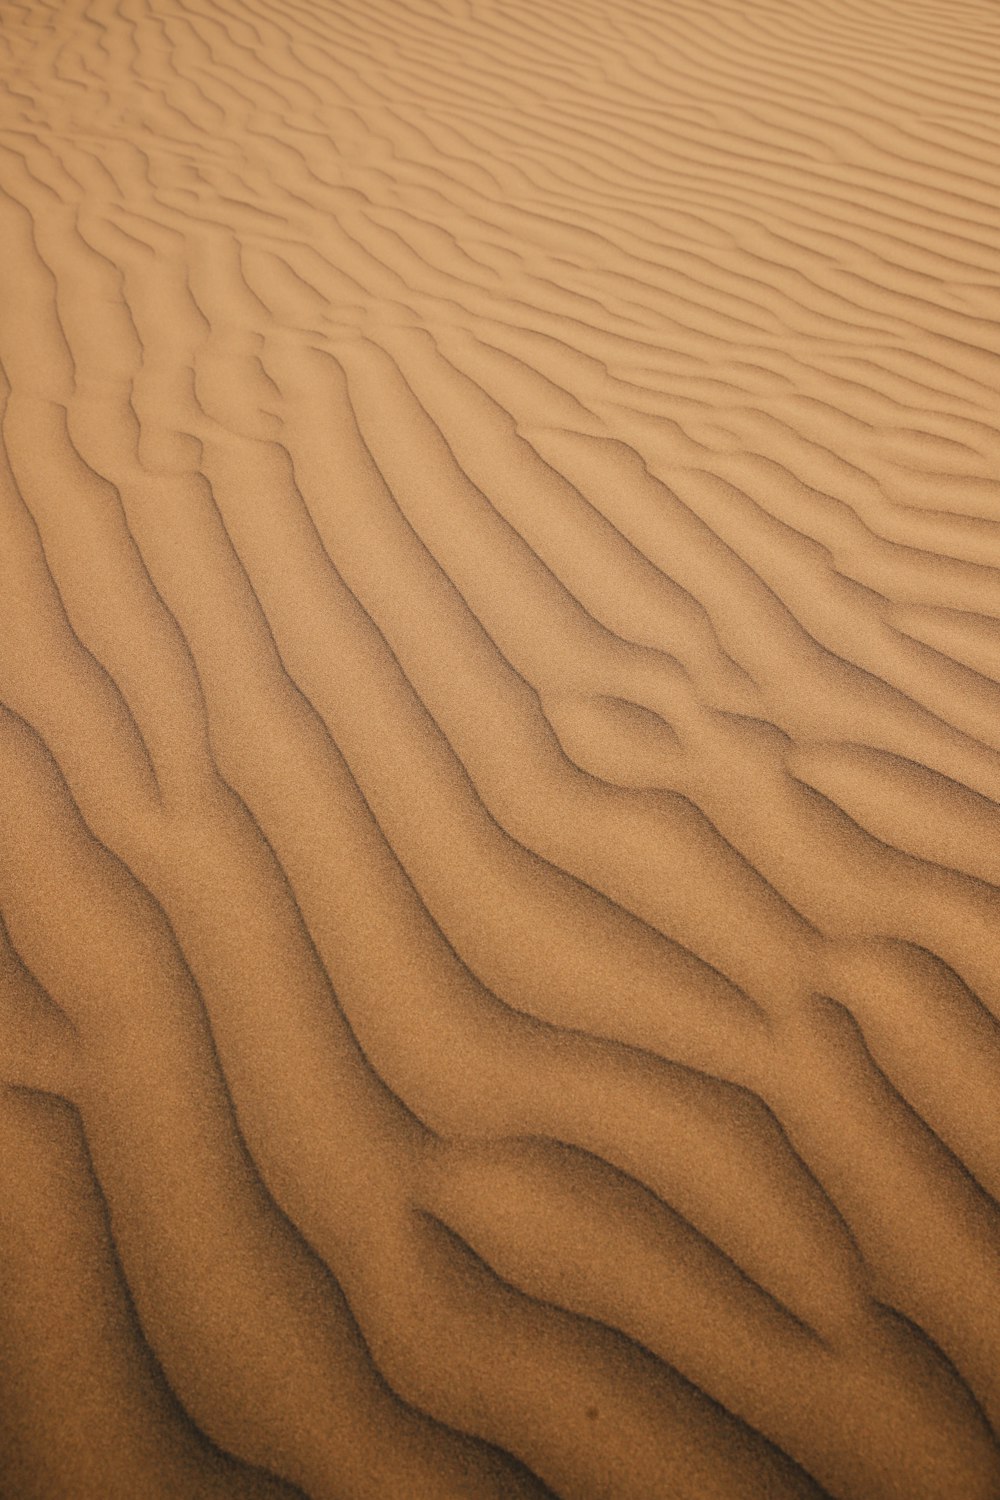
top-left (1, 0), bottom-right (1000, 1494)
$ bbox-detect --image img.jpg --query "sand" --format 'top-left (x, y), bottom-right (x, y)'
top-left (1, 0), bottom-right (999, 1495)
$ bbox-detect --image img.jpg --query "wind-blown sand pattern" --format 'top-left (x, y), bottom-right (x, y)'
top-left (1, 0), bottom-right (1000, 1494)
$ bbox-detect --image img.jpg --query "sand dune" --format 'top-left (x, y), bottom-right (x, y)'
top-left (1, 0), bottom-right (999, 1494)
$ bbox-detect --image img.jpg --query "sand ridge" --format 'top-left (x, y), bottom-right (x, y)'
top-left (1, 0), bottom-right (1000, 1494)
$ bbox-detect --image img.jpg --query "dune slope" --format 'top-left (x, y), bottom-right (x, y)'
top-left (1, 0), bottom-right (1000, 1495)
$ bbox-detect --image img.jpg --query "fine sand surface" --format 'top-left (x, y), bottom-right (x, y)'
top-left (1, 0), bottom-right (1000, 1495)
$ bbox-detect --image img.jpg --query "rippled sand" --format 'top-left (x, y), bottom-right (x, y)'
top-left (2, 0), bottom-right (1000, 1495)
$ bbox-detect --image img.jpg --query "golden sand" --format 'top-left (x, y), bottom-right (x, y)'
top-left (1, 0), bottom-right (1000, 1494)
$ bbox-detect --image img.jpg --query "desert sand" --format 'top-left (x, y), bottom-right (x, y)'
top-left (1, 0), bottom-right (999, 1495)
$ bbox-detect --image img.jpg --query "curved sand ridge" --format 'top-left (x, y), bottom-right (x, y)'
top-left (1, 0), bottom-right (1000, 1494)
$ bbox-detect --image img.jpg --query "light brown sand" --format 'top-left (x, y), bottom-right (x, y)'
top-left (1, 0), bottom-right (999, 1495)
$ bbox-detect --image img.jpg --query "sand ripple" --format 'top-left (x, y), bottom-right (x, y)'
top-left (1, 0), bottom-right (1000, 1494)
